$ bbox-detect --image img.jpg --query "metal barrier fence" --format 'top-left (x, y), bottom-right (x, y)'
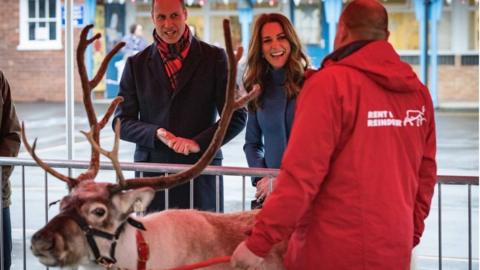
top-left (0, 157), bottom-right (478, 270)
top-left (436, 170), bottom-right (479, 270)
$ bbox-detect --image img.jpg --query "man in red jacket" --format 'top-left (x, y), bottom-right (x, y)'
top-left (231, 0), bottom-right (437, 269)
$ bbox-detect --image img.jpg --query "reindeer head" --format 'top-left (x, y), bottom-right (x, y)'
top-left (23, 21), bottom-right (259, 268)
top-left (31, 181), bottom-right (155, 267)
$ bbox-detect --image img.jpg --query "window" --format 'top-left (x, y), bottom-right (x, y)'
top-left (437, 10), bottom-right (452, 51)
top-left (211, 1), bottom-right (238, 11)
top-left (210, 16), bottom-right (242, 49)
top-left (18, 0), bottom-right (62, 50)
top-left (468, 9), bottom-right (478, 50)
top-left (389, 12), bottom-right (419, 51)
top-left (294, 1), bottom-right (322, 44)
top-left (187, 16), bottom-right (205, 40)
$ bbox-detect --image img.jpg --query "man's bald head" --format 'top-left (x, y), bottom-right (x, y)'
top-left (334, 0), bottom-right (389, 50)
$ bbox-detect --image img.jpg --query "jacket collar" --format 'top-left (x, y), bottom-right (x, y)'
top-left (321, 40), bottom-right (373, 68)
top-left (173, 37), bottom-right (202, 96)
top-left (148, 44), bottom-right (172, 92)
top-left (147, 37), bottom-right (202, 97)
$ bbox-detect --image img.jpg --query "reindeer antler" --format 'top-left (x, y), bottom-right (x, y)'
top-left (76, 25), bottom-right (125, 181)
top-left (109, 19), bottom-right (260, 193)
top-left (81, 119), bottom-right (125, 186)
top-left (21, 122), bottom-right (76, 186)
top-left (21, 24), bottom-right (125, 188)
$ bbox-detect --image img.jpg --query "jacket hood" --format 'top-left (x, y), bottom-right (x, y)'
top-left (328, 40), bottom-right (422, 93)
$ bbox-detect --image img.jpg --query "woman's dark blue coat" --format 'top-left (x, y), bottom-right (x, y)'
top-left (244, 69), bottom-right (295, 185)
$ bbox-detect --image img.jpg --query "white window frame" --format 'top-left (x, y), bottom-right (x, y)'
top-left (18, 0), bottom-right (62, 50)
top-left (466, 2), bottom-right (479, 52)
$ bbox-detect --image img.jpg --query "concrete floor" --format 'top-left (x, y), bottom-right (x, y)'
top-left (4, 102), bottom-right (479, 269)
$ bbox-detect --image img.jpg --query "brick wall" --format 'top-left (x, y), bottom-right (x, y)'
top-left (0, 0), bottom-right (85, 102)
top-left (437, 66), bottom-right (479, 104)
top-left (412, 61), bottom-right (479, 106)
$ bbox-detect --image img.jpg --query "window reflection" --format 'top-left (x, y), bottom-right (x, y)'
top-left (28, 0), bottom-right (35, 18)
top-left (39, 0), bottom-right (46, 18)
top-left (187, 16), bottom-right (205, 40)
top-left (211, 16), bottom-right (242, 49)
top-left (469, 10), bottom-right (479, 50)
top-left (294, 1), bottom-right (321, 44)
top-left (49, 0), bottom-right (56, 18)
top-left (28, 22), bottom-right (35, 40)
top-left (438, 10), bottom-right (452, 51)
top-left (389, 12), bottom-right (419, 50)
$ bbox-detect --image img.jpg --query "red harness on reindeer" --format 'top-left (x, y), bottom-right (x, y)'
top-left (136, 230), bottom-right (150, 270)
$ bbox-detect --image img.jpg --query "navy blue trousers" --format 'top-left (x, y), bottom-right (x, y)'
top-left (142, 173), bottom-right (224, 213)
top-left (2, 207), bottom-right (11, 270)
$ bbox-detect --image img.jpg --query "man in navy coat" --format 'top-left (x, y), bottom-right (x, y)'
top-left (113, 0), bottom-right (247, 212)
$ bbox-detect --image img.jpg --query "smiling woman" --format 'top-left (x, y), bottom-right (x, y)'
top-left (242, 13), bottom-right (312, 208)
top-left (261, 22), bottom-right (291, 70)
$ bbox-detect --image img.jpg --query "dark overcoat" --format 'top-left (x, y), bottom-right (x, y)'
top-left (113, 38), bottom-right (247, 212)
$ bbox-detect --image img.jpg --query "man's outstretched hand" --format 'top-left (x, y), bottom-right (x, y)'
top-left (231, 241), bottom-right (264, 270)
top-left (156, 128), bottom-right (200, 156)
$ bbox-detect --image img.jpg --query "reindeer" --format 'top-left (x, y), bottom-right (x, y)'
top-left (22, 21), bottom-right (285, 270)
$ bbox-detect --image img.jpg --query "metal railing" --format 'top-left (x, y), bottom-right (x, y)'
top-left (0, 157), bottom-right (478, 270)
top-left (436, 169), bottom-right (479, 270)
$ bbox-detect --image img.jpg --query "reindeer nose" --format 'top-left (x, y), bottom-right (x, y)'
top-left (31, 231), bottom-right (56, 254)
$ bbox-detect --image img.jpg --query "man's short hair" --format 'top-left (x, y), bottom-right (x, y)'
top-left (341, 0), bottom-right (388, 40)
top-left (151, 0), bottom-right (186, 12)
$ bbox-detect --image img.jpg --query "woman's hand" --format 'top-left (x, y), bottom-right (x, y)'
top-left (255, 176), bottom-right (276, 202)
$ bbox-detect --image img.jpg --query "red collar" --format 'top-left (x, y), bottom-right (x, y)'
top-left (136, 230), bottom-right (150, 270)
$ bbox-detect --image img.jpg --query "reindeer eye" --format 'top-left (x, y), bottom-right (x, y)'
top-left (92, 208), bottom-right (106, 217)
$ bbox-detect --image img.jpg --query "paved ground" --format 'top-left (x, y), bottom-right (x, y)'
top-left (4, 102), bottom-right (479, 269)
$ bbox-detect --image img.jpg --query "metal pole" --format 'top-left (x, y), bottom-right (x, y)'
top-left (468, 184), bottom-right (472, 270)
top-left (190, 179), bottom-right (194, 209)
top-left (204, 2), bottom-right (211, 43)
top-left (0, 166), bottom-right (3, 270)
top-left (428, 0), bottom-right (439, 108)
top-left (268, 176), bottom-right (273, 193)
top-left (242, 176), bottom-right (246, 211)
top-left (289, 0), bottom-right (295, 25)
top-left (44, 172), bottom-right (50, 270)
top-left (437, 182), bottom-right (442, 270)
top-left (22, 167), bottom-right (26, 270)
top-left (165, 173), bottom-right (169, 210)
top-left (423, 0), bottom-right (430, 87)
top-left (65, 0), bottom-right (75, 166)
top-left (44, 172), bottom-right (49, 223)
top-left (216, 175), bottom-right (220, 213)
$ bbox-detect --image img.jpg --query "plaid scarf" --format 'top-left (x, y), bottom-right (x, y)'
top-left (154, 27), bottom-right (192, 90)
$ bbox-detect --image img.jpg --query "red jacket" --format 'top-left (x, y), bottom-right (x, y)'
top-left (245, 40), bottom-right (437, 270)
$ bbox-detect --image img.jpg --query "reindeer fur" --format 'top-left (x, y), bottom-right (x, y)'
top-left (26, 21), bottom-right (275, 270)
top-left (31, 182), bottom-right (285, 270)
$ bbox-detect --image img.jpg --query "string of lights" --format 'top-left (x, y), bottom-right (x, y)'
top-left (105, 0), bottom-right (478, 8)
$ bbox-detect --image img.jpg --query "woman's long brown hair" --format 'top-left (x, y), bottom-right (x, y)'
top-left (243, 13), bottom-right (309, 111)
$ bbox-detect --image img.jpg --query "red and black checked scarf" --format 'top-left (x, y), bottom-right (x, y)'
top-left (154, 27), bottom-right (192, 90)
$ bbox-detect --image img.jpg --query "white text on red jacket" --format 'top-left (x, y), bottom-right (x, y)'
top-left (367, 106), bottom-right (426, 127)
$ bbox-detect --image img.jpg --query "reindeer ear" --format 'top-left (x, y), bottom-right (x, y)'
top-left (111, 187), bottom-right (155, 215)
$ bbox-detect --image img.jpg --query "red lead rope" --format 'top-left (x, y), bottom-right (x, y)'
top-left (165, 256), bottom-right (231, 270)
top-left (136, 230), bottom-right (231, 270)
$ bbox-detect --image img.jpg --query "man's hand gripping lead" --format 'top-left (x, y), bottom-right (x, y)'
top-left (231, 241), bottom-right (264, 270)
